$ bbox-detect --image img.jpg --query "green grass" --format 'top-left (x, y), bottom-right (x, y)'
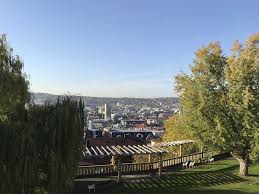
top-left (97, 158), bottom-right (259, 194)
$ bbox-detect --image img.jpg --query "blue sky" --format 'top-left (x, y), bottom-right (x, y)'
top-left (0, 0), bottom-right (258, 97)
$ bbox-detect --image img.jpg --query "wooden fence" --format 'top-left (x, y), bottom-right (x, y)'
top-left (77, 152), bottom-right (203, 177)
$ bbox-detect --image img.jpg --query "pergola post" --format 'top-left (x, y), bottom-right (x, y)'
top-left (111, 156), bottom-right (116, 166)
top-left (148, 154), bottom-right (151, 163)
top-left (158, 154), bottom-right (163, 177)
top-left (179, 144), bottom-right (182, 163)
top-left (117, 157), bottom-right (121, 182)
top-left (148, 154), bottom-right (152, 171)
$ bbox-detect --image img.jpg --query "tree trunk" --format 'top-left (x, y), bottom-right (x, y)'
top-left (238, 158), bottom-right (248, 176)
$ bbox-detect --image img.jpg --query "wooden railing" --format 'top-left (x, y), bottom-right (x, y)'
top-left (121, 161), bottom-right (159, 173)
top-left (77, 164), bottom-right (114, 176)
top-left (77, 152), bottom-right (203, 177)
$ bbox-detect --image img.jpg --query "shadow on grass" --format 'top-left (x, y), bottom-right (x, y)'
top-left (72, 163), bottom-right (250, 194)
top-left (111, 162), bottom-right (247, 194)
top-left (121, 170), bottom-right (245, 192)
top-left (162, 189), bottom-right (259, 194)
top-left (249, 174), bottom-right (259, 177)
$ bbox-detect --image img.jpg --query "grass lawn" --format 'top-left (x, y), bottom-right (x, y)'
top-left (97, 158), bottom-right (259, 194)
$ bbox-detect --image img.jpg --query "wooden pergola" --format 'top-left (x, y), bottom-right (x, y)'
top-left (82, 140), bottom-right (194, 181)
top-left (83, 140), bottom-right (194, 157)
top-left (155, 140), bottom-right (194, 147)
top-left (83, 144), bottom-right (167, 157)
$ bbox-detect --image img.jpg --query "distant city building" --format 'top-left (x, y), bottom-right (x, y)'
top-left (121, 119), bottom-right (146, 128)
top-left (89, 119), bottom-right (111, 129)
top-left (104, 103), bottom-right (111, 120)
top-left (88, 128), bottom-right (102, 138)
top-left (110, 128), bottom-right (164, 140)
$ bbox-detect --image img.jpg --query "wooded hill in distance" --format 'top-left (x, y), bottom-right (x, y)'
top-left (31, 92), bottom-right (179, 107)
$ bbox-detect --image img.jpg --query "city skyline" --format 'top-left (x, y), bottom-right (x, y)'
top-left (0, 0), bottom-right (258, 97)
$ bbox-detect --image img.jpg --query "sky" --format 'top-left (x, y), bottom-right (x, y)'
top-left (0, 0), bottom-right (258, 97)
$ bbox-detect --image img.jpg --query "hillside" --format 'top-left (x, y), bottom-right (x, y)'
top-left (31, 92), bottom-right (179, 107)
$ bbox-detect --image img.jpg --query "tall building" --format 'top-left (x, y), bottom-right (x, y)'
top-left (104, 103), bottom-right (111, 120)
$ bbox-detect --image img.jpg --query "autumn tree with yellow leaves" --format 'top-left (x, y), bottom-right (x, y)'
top-left (165, 33), bottom-right (259, 176)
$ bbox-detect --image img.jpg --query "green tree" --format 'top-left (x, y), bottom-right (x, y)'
top-left (163, 114), bottom-right (193, 142)
top-left (28, 98), bottom-right (84, 194)
top-left (0, 34), bottom-right (30, 122)
top-left (0, 34), bottom-right (85, 194)
top-left (163, 114), bottom-right (199, 155)
top-left (0, 33), bottom-right (31, 194)
top-left (174, 33), bottom-right (259, 176)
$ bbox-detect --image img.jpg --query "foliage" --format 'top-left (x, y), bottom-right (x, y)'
top-left (163, 114), bottom-right (200, 155)
top-left (0, 33), bottom-right (31, 193)
top-left (0, 98), bottom-right (85, 194)
top-left (30, 98), bottom-right (84, 194)
top-left (0, 34), bottom-right (30, 122)
top-left (163, 114), bottom-right (192, 142)
top-left (0, 34), bottom-right (85, 194)
top-left (174, 33), bottom-right (259, 176)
